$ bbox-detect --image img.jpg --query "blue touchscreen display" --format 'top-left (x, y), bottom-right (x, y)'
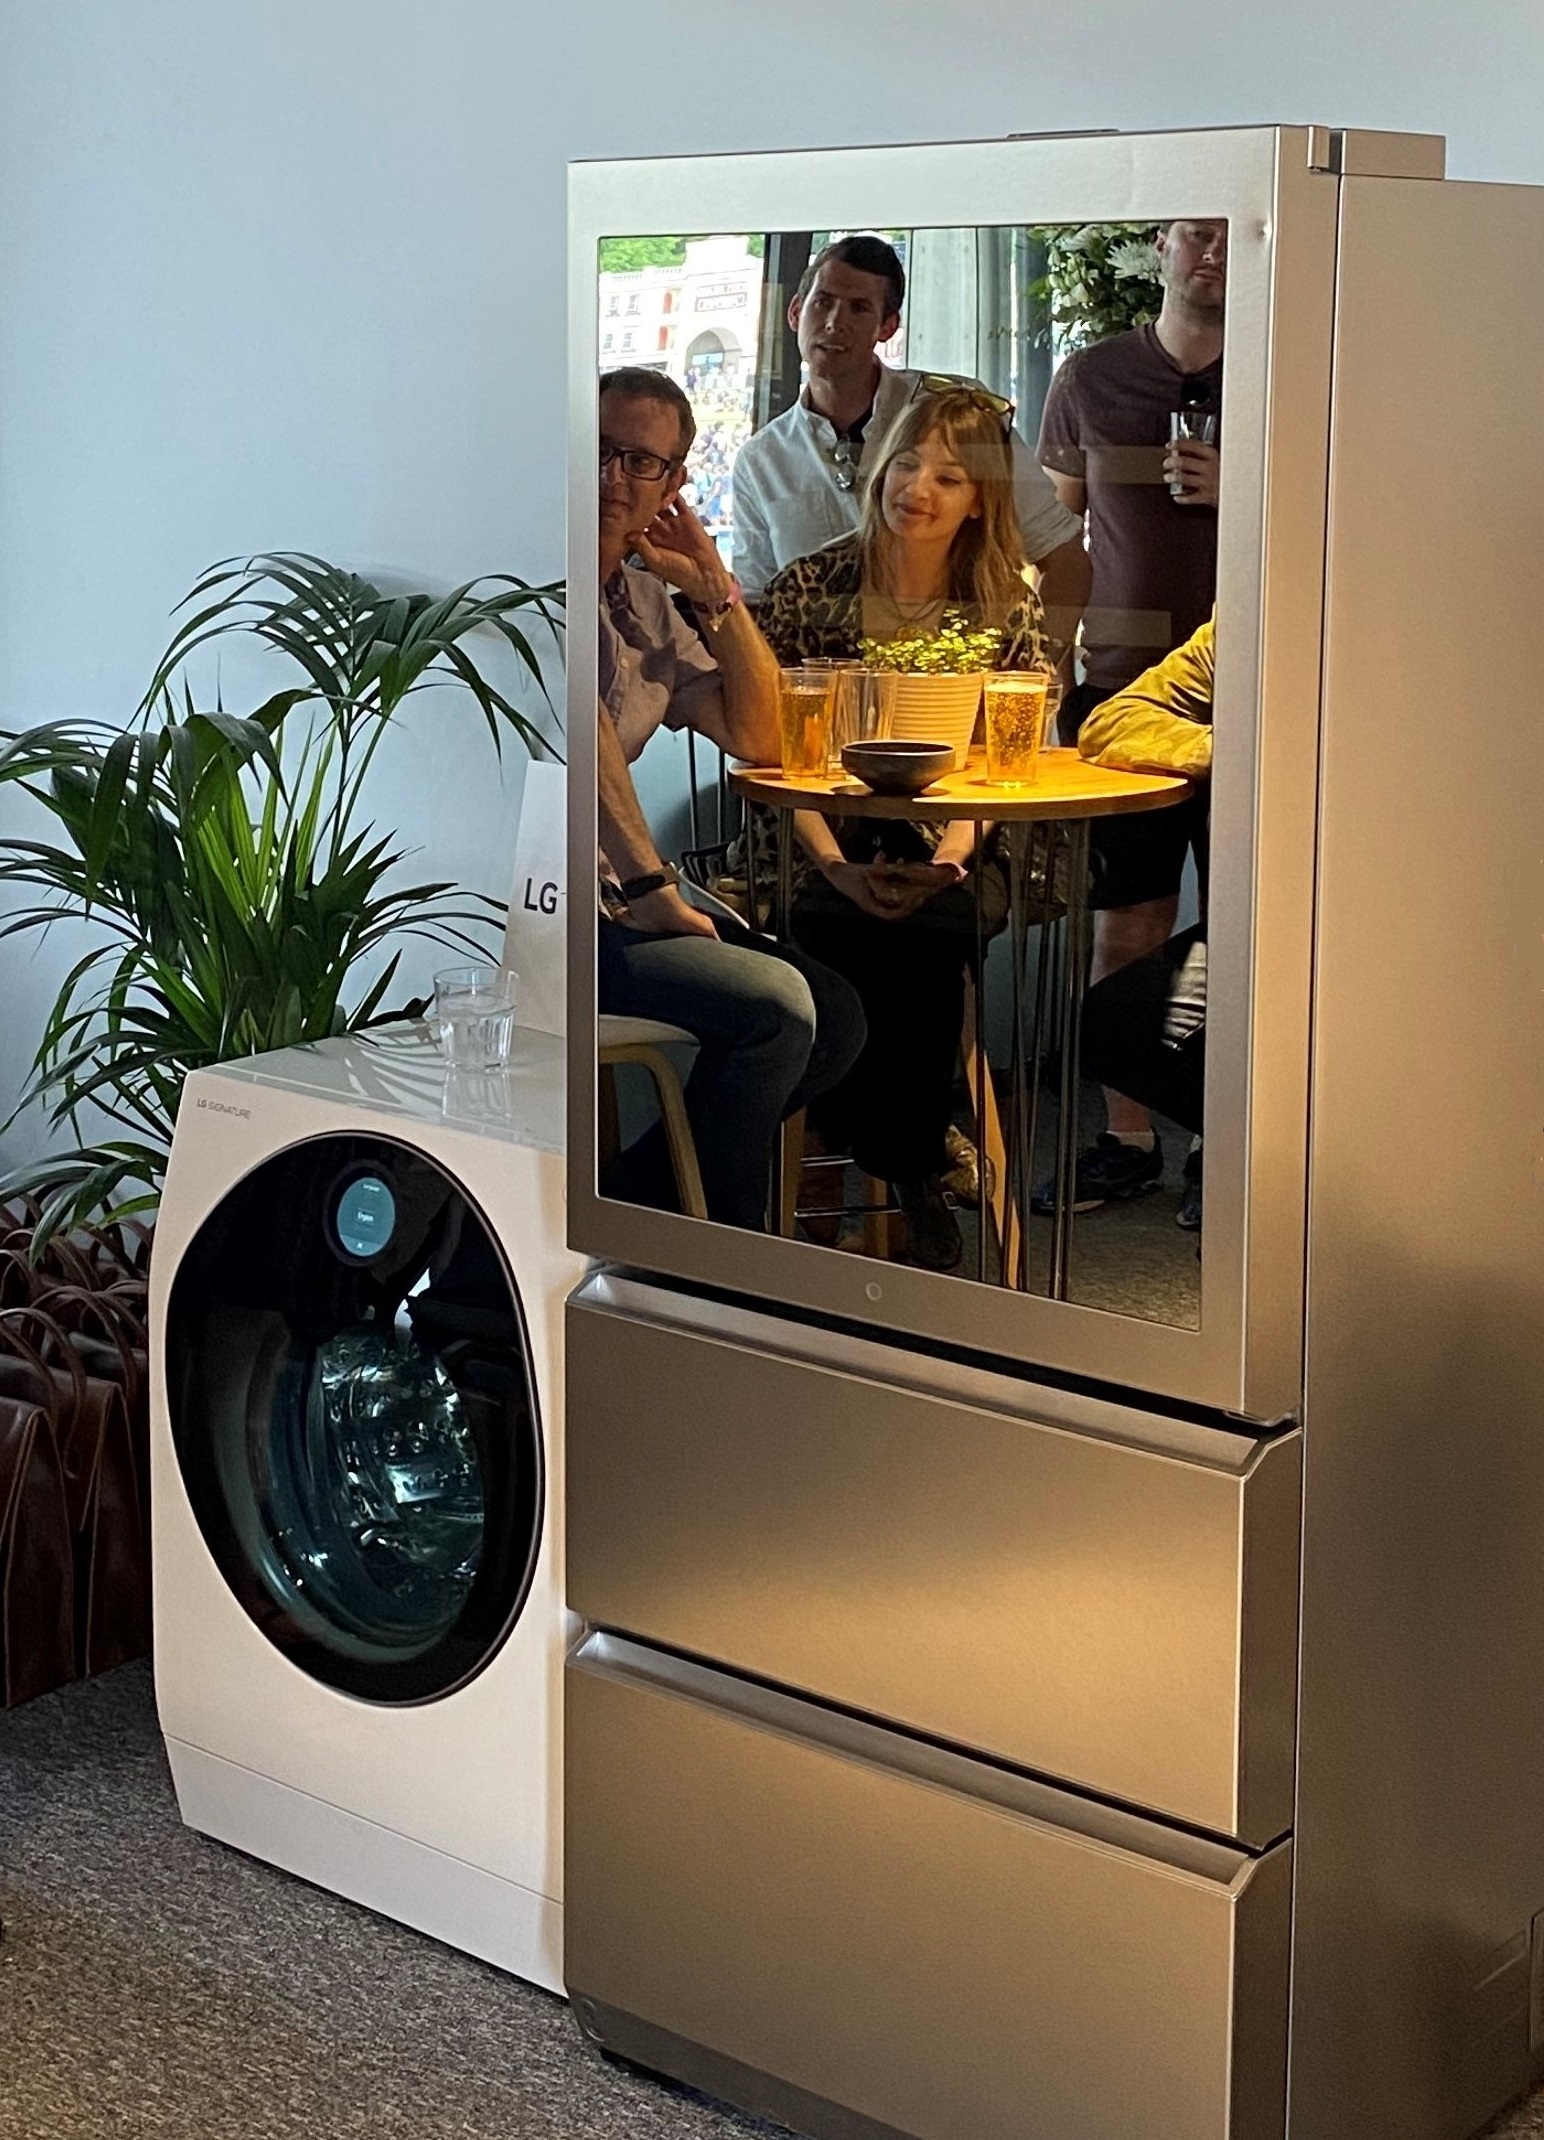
top-left (334, 1174), bottom-right (397, 1261)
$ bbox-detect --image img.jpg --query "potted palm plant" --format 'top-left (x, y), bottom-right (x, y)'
top-left (0, 551), bottom-right (563, 1241)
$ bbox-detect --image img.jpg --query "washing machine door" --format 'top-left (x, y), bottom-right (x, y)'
top-left (166, 1132), bottom-right (544, 1704)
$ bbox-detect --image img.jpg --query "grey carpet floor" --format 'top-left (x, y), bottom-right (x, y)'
top-left (3, 1663), bottom-right (1542, 2140)
top-left (0, 1664), bottom-right (782, 2140)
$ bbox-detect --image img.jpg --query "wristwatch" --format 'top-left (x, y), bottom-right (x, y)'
top-left (618, 863), bottom-right (681, 904)
top-left (695, 578), bottom-right (743, 633)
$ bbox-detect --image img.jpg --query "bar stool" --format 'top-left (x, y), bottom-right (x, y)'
top-left (597, 1016), bottom-right (709, 1221)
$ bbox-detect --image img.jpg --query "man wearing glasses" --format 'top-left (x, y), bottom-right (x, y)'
top-left (595, 366), bottom-right (865, 1231)
top-left (729, 236), bottom-right (1091, 656)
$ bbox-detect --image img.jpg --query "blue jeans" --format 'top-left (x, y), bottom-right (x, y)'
top-left (598, 914), bottom-right (866, 1229)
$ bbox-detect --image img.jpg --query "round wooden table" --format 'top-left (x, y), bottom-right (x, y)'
top-left (730, 748), bottom-right (1191, 1296)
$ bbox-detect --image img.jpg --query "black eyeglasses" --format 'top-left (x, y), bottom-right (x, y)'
top-left (599, 440), bottom-right (680, 482)
top-left (913, 374), bottom-right (1017, 430)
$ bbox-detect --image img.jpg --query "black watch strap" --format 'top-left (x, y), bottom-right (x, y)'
top-left (618, 864), bottom-right (680, 903)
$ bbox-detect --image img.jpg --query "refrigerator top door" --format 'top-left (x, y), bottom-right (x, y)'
top-left (569, 125), bottom-right (1346, 1423)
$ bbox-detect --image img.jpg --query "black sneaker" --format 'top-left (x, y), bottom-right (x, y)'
top-left (1030, 1132), bottom-right (1165, 1215)
top-left (894, 1176), bottom-right (965, 1271)
top-left (1176, 1145), bottom-right (1203, 1231)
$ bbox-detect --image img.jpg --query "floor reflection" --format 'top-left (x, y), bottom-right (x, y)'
top-left (784, 1077), bottom-right (1201, 1329)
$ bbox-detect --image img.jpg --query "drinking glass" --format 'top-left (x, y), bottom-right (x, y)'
top-left (826, 664), bottom-right (900, 770)
top-left (982, 670), bottom-right (1051, 786)
top-left (778, 667), bottom-right (836, 783)
top-left (854, 668), bottom-right (899, 743)
top-left (433, 962), bottom-right (518, 1069)
top-left (1167, 408), bottom-right (1219, 497)
top-left (803, 660), bottom-right (862, 773)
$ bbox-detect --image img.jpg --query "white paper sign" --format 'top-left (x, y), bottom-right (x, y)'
top-left (502, 759), bottom-right (567, 1037)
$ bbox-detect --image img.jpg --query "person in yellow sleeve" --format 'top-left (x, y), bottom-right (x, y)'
top-left (1075, 614), bottom-right (1214, 1228)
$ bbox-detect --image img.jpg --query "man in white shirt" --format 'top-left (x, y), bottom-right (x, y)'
top-left (729, 235), bottom-right (1091, 653)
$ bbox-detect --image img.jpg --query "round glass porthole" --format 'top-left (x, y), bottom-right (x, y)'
top-left (165, 1133), bottom-right (543, 1705)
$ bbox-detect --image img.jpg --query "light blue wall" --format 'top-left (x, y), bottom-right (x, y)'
top-left (2, 0), bottom-right (1541, 1160)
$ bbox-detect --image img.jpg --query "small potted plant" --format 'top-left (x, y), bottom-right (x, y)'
top-left (860, 616), bottom-right (1003, 769)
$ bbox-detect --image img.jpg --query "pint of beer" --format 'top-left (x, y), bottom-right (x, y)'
top-left (983, 671), bottom-right (1051, 786)
top-left (778, 668), bottom-right (836, 782)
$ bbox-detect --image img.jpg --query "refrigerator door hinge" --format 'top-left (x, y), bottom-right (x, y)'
top-left (1308, 127), bottom-right (1446, 179)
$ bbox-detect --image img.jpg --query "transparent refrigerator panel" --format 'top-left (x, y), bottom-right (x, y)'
top-left (592, 214), bottom-right (1230, 1331)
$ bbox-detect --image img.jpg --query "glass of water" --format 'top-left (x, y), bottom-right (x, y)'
top-left (432, 962), bottom-right (518, 1069)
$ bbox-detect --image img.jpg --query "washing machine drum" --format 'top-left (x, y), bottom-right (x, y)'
top-left (166, 1132), bottom-right (544, 1704)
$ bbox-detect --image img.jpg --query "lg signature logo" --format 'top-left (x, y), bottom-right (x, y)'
top-left (195, 1097), bottom-right (252, 1120)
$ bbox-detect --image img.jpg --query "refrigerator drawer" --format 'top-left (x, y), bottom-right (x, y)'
top-left (568, 1276), bottom-right (1300, 1843)
top-left (567, 1633), bottom-right (1291, 2140)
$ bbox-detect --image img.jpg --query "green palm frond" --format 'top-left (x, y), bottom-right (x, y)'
top-left (1, 550), bottom-right (566, 1240)
top-left (140, 551), bottom-right (566, 762)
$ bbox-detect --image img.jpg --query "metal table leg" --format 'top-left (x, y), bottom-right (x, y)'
top-left (972, 820), bottom-right (989, 1285)
top-left (1006, 824), bottom-right (1033, 1291)
top-left (1020, 825), bottom-right (1059, 1287)
top-left (769, 811), bottom-right (797, 1231)
top-left (1048, 819), bottom-right (1092, 1301)
top-left (686, 729), bottom-right (702, 853)
top-left (745, 804), bottom-right (763, 933)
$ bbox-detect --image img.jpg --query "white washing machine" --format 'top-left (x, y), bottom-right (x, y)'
top-left (149, 1023), bottom-right (585, 1994)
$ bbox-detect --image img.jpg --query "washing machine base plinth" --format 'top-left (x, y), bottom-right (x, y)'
top-left (164, 1735), bottom-right (563, 1996)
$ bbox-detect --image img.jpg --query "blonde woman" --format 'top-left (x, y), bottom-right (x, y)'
top-left (758, 384), bottom-right (1049, 1270)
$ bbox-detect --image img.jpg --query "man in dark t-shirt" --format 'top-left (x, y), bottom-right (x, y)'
top-left (1035, 217), bottom-right (1225, 1222)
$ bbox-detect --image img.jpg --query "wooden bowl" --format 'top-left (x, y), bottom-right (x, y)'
top-left (841, 741), bottom-right (954, 796)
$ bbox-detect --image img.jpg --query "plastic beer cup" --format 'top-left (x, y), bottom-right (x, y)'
top-left (982, 670), bottom-right (1051, 786)
top-left (778, 668), bottom-right (836, 782)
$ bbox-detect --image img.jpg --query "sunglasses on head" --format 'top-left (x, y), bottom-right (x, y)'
top-left (913, 374), bottom-right (1017, 431)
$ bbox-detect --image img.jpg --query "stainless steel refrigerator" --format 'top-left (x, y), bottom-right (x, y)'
top-left (562, 124), bottom-right (1544, 2140)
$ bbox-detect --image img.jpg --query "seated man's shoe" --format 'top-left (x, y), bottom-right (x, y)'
top-left (939, 1124), bottom-right (995, 1209)
top-left (894, 1176), bottom-right (964, 1272)
top-left (1176, 1144), bottom-right (1203, 1232)
top-left (1030, 1131), bottom-right (1164, 1215)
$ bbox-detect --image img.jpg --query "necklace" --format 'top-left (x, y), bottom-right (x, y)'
top-left (866, 588), bottom-right (947, 630)
top-left (888, 589), bottom-right (943, 618)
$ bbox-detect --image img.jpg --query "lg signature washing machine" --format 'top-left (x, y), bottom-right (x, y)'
top-left (149, 1023), bottom-right (583, 1992)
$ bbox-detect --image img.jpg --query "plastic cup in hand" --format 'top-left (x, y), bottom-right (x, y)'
top-left (983, 670), bottom-right (1051, 786)
top-left (1168, 408), bottom-right (1219, 498)
top-left (778, 667), bottom-right (836, 783)
top-left (433, 962), bottom-right (517, 1069)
